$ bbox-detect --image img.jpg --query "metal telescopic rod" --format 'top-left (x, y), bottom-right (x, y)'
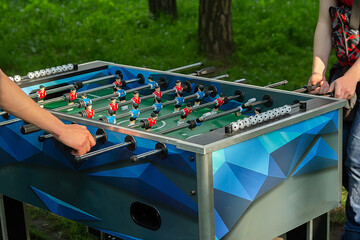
top-left (264, 80), bottom-right (288, 88)
top-left (0, 118), bottom-right (21, 127)
top-left (188, 66), bottom-right (216, 76)
top-left (28, 75), bottom-right (117, 98)
top-left (213, 74), bottom-right (230, 80)
top-left (166, 62), bottom-right (204, 72)
top-left (74, 141), bottom-right (131, 162)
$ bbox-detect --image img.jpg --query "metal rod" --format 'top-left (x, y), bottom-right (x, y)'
top-left (74, 141), bottom-right (131, 161)
top-left (132, 149), bottom-right (162, 160)
top-left (189, 66), bottom-right (216, 76)
top-left (264, 80), bottom-right (288, 88)
top-left (234, 79), bottom-right (247, 84)
top-left (167, 62), bottom-right (204, 72)
top-left (213, 74), bottom-right (229, 80)
top-left (28, 75), bottom-right (116, 98)
top-left (0, 118), bottom-right (21, 127)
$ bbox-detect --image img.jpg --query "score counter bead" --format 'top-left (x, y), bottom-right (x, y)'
top-left (27, 72), bottom-right (35, 79)
top-left (255, 114), bottom-right (263, 123)
top-left (267, 110), bottom-right (275, 119)
top-left (67, 63), bottom-right (74, 71)
top-left (284, 105), bottom-right (292, 114)
top-left (14, 75), bottom-right (22, 82)
top-left (262, 112), bottom-right (269, 121)
top-left (249, 116), bottom-right (257, 125)
top-left (51, 67), bottom-right (57, 74)
top-left (34, 71), bottom-right (41, 78)
top-left (237, 120), bottom-right (245, 129)
top-left (243, 118), bottom-right (251, 127)
top-left (45, 68), bottom-right (52, 75)
top-left (61, 65), bottom-right (68, 71)
top-left (230, 122), bottom-right (239, 132)
top-left (273, 108), bottom-right (280, 117)
top-left (56, 66), bottom-right (63, 73)
top-left (8, 76), bottom-right (14, 81)
top-left (40, 70), bottom-right (46, 77)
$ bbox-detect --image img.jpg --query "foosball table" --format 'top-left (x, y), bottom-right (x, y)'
top-left (0, 61), bottom-right (346, 239)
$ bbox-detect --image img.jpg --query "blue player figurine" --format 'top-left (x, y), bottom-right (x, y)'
top-left (174, 91), bottom-right (184, 112)
top-left (129, 103), bottom-right (140, 126)
top-left (194, 85), bottom-right (205, 107)
top-left (152, 97), bottom-right (163, 116)
top-left (81, 93), bottom-right (92, 106)
top-left (115, 86), bottom-right (126, 103)
top-left (148, 76), bottom-right (158, 90)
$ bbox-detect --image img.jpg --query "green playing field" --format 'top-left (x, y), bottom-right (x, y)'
top-left (43, 87), bottom-right (246, 140)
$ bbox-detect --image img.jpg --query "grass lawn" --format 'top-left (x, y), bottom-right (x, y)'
top-left (0, 0), bottom-right (345, 238)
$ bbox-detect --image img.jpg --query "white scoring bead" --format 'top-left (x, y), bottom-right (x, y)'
top-left (273, 108), bottom-right (280, 117)
top-left (14, 75), bottom-right (22, 82)
top-left (56, 66), bottom-right (63, 73)
top-left (285, 105), bottom-right (292, 114)
top-left (249, 116), bottom-right (257, 125)
top-left (230, 122), bottom-right (239, 132)
top-left (243, 118), bottom-right (251, 127)
top-left (45, 68), bottom-right (52, 75)
top-left (280, 106), bottom-right (287, 116)
top-left (267, 110), bottom-right (275, 119)
top-left (40, 69), bottom-right (46, 76)
top-left (61, 65), bottom-right (68, 72)
top-left (237, 120), bottom-right (245, 129)
top-left (27, 72), bottom-right (35, 79)
top-left (255, 114), bottom-right (263, 123)
top-left (51, 67), bottom-right (57, 74)
top-left (67, 63), bottom-right (74, 71)
top-left (34, 71), bottom-right (41, 78)
top-left (8, 76), bottom-right (14, 81)
top-left (262, 112), bottom-right (269, 121)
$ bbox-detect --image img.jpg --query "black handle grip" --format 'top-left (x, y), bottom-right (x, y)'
top-left (20, 124), bottom-right (41, 134)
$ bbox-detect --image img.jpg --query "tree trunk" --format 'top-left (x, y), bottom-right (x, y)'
top-left (198, 0), bottom-right (233, 58)
top-left (149, 0), bottom-right (177, 19)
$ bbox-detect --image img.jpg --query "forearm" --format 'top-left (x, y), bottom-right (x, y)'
top-left (312, 0), bottom-right (337, 76)
top-left (0, 69), bottom-right (66, 137)
top-left (312, 22), bottom-right (333, 76)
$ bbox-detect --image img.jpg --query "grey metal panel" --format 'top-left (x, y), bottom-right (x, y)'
top-left (225, 167), bottom-right (339, 240)
top-left (196, 153), bottom-right (215, 240)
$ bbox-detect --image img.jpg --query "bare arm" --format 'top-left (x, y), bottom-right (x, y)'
top-left (309, 0), bottom-right (337, 94)
top-left (0, 69), bottom-right (95, 155)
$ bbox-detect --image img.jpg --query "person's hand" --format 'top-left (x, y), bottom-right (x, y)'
top-left (308, 73), bottom-right (330, 94)
top-left (328, 75), bottom-right (357, 100)
top-left (53, 124), bottom-right (96, 156)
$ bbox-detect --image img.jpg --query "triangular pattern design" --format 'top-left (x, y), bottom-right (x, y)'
top-left (89, 163), bottom-right (198, 215)
top-left (213, 110), bottom-right (339, 239)
top-left (30, 186), bottom-right (101, 221)
top-left (293, 138), bottom-right (338, 176)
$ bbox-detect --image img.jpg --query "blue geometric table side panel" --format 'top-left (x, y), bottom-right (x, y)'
top-left (212, 110), bottom-right (339, 239)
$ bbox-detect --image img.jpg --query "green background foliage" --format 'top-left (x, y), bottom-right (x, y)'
top-left (0, 0), bottom-right (337, 89)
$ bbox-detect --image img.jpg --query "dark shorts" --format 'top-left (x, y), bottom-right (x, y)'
top-left (119, 96), bottom-right (126, 101)
top-left (195, 99), bottom-right (201, 103)
top-left (181, 114), bottom-right (187, 119)
top-left (213, 106), bottom-right (219, 110)
top-left (153, 111), bottom-right (160, 115)
top-left (69, 99), bottom-right (75, 103)
top-left (130, 117), bottom-right (137, 121)
top-left (174, 104), bottom-right (181, 108)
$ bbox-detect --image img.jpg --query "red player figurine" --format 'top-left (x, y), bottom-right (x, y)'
top-left (108, 97), bottom-right (118, 116)
top-left (212, 93), bottom-right (226, 113)
top-left (177, 102), bottom-right (192, 125)
top-left (153, 86), bottom-right (162, 99)
top-left (68, 87), bottom-right (77, 105)
top-left (85, 103), bottom-right (94, 119)
top-left (37, 85), bottom-right (46, 103)
top-left (174, 80), bottom-right (183, 93)
top-left (145, 112), bottom-right (157, 131)
top-left (113, 75), bottom-right (122, 92)
top-left (131, 91), bottom-right (141, 105)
